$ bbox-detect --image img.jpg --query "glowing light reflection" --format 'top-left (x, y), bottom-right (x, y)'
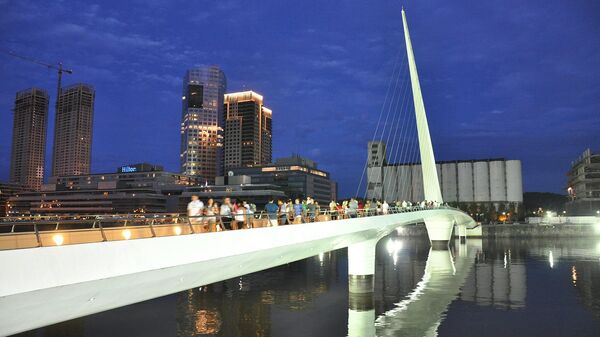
top-left (52, 234), bottom-right (64, 246)
top-left (173, 226), bottom-right (182, 235)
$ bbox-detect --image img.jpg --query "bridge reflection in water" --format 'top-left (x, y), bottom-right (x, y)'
top-left (345, 239), bottom-right (481, 337)
top-left (170, 237), bottom-right (484, 337)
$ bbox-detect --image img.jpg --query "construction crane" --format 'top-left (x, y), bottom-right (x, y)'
top-left (1, 49), bottom-right (73, 109)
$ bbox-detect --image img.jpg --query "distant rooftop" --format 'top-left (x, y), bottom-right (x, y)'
top-left (275, 154), bottom-right (317, 169)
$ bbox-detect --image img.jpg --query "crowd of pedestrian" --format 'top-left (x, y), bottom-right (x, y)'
top-left (187, 195), bottom-right (445, 232)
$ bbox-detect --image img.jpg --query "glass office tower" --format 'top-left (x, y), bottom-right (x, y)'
top-left (181, 66), bottom-right (227, 181)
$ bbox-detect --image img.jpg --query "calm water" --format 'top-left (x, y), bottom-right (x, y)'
top-left (14, 236), bottom-right (600, 337)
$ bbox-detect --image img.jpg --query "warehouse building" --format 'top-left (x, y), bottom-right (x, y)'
top-left (366, 141), bottom-right (523, 218)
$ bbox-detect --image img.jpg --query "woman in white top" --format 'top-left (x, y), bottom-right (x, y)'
top-left (382, 201), bottom-right (389, 215)
top-left (234, 202), bottom-right (247, 229)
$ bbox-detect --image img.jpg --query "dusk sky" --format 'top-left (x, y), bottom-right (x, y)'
top-left (1, 0), bottom-right (599, 197)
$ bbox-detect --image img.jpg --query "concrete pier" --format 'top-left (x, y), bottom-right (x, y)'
top-left (348, 239), bottom-right (377, 293)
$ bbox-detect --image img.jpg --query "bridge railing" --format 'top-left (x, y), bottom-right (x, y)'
top-left (0, 205), bottom-right (453, 250)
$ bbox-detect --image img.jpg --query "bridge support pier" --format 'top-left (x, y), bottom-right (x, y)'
top-left (425, 216), bottom-right (454, 249)
top-left (347, 292), bottom-right (375, 337)
top-left (348, 239), bottom-right (377, 293)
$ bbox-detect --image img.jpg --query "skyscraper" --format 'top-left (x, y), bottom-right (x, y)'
top-left (223, 91), bottom-right (272, 170)
top-left (181, 66), bottom-right (226, 181)
top-left (9, 88), bottom-right (49, 190)
top-left (51, 83), bottom-right (95, 177)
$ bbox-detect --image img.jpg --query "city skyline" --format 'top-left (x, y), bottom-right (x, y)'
top-left (1, 1), bottom-right (599, 197)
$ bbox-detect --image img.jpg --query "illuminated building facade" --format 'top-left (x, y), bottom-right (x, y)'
top-left (51, 84), bottom-right (95, 177)
top-left (223, 91), bottom-right (272, 170)
top-left (0, 183), bottom-right (26, 216)
top-left (9, 88), bottom-right (49, 190)
top-left (229, 155), bottom-right (337, 205)
top-left (566, 149), bottom-right (600, 215)
top-left (7, 163), bottom-right (198, 215)
top-left (181, 66), bottom-right (227, 182)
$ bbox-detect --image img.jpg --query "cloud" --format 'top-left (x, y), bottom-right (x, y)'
top-left (48, 23), bottom-right (165, 50)
top-left (310, 58), bottom-right (346, 69)
top-left (135, 71), bottom-right (181, 87)
top-left (309, 148), bottom-right (321, 157)
top-left (321, 44), bottom-right (347, 53)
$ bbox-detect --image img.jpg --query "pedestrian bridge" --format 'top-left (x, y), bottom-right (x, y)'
top-left (0, 8), bottom-right (481, 335)
top-left (0, 207), bottom-right (476, 336)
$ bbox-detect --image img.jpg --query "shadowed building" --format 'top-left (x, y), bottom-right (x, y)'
top-left (223, 91), bottom-right (272, 170)
top-left (51, 84), bottom-right (95, 177)
top-left (229, 155), bottom-right (337, 205)
top-left (9, 88), bottom-right (49, 190)
top-left (181, 66), bottom-right (227, 182)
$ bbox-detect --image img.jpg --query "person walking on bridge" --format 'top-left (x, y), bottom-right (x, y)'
top-left (293, 199), bottom-right (303, 223)
top-left (306, 198), bottom-right (316, 222)
top-left (348, 198), bottom-right (358, 218)
top-left (265, 199), bottom-right (279, 227)
top-left (329, 200), bottom-right (337, 219)
top-left (205, 198), bottom-right (217, 231)
top-left (278, 200), bottom-right (287, 225)
top-left (382, 200), bottom-right (389, 215)
top-left (220, 198), bottom-right (233, 230)
top-left (187, 195), bottom-right (204, 226)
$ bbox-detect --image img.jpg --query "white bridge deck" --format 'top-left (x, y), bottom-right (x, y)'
top-left (0, 208), bottom-right (474, 336)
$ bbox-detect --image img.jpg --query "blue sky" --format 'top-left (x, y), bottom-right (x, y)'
top-left (0, 0), bottom-right (599, 197)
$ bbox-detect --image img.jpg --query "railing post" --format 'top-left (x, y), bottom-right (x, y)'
top-left (149, 219), bottom-right (156, 237)
top-left (97, 220), bottom-right (107, 242)
top-left (218, 215), bottom-right (225, 231)
top-left (34, 223), bottom-right (42, 247)
top-left (188, 216), bottom-right (195, 234)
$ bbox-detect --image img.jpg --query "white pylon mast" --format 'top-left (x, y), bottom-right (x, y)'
top-left (401, 7), bottom-right (443, 202)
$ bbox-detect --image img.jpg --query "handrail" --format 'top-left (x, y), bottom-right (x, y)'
top-left (0, 205), bottom-right (457, 250)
